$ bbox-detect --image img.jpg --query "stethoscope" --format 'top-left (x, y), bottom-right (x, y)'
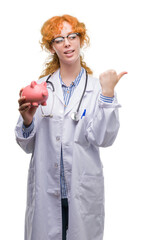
top-left (40, 69), bottom-right (88, 121)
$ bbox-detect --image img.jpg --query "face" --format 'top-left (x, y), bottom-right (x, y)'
top-left (50, 21), bottom-right (81, 66)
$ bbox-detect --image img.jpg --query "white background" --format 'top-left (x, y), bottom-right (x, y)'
top-left (0, 0), bottom-right (142, 239)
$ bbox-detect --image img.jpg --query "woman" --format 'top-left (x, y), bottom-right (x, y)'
top-left (15, 15), bottom-right (127, 240)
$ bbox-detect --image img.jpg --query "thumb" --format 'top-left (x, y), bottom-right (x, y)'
top-left (118, 71), bottom-right (128, 81)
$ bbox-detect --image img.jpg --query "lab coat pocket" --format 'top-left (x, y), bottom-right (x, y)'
top-left (27, 168), bottom-right (35, 207)
top-left (74, 118), bottom-right (89, 146)
top-left (79, 174), bottom-right (104, 217)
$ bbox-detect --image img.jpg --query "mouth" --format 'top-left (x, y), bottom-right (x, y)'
top-left (64, 50), bottom-right (75, 54)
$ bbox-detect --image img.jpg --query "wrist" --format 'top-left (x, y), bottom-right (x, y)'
top-left (101, 89), bottom-right (114, 97)
top-left (23, 120), bottom-right (33, 128)
top-left (22, 121), bottom-right (34, 138)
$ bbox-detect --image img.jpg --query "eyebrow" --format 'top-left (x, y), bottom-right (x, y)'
top-left (53, 31), bottom-right (73, 38)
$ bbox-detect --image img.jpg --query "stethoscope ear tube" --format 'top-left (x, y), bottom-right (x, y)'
top-left (40, 74), bottom-right (55, 117)
top-left (46, 74), bottom-right (55, 92)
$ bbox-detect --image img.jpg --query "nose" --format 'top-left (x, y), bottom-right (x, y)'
top-left (64, 37), bottom-right (70, 47)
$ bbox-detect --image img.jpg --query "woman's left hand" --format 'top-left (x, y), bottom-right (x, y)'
top-left (99, 70), bottom-right (128, 97)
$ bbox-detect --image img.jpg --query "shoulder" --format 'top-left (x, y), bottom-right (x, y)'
top-left (37, 75), bottom-right (49, 84)
top-left (37, 69), bottom-right (60, 84)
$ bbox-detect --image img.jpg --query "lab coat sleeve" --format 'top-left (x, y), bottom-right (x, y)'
top-left (85, 93), bottom-right (121, 147)
top-left (15, 115), bottom-right (36, 154)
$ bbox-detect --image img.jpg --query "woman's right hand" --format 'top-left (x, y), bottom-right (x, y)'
top-left (18, 88), bottom-right (38, 126)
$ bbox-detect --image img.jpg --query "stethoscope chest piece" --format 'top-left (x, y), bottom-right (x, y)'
top-left (71, 112), bottom-right (80, 121)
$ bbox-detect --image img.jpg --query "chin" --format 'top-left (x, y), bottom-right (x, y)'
top-left (64, 55), bottom-right (80, 65)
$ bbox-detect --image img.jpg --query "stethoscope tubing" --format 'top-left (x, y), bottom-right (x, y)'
top-left (46, 75), bottom-right (55, 92)
top-left (76, 69), bottom-right (88, 113)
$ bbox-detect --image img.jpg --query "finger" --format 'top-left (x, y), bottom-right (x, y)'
top-left (19, 107), bottom-right (30, 114)
top-left (19, 102), bottom-right (31, 111)
top-left (29, 105), bottom-right (38, 114)
top-left (18, 96), bottom-right (26, 105)
top-left (118, 71), bottom-right (128, 81)
top-left (19, 88), bottom-right (24, 97)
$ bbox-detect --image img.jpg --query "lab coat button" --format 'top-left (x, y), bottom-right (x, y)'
top-left (56, 136), bottom-right (60, 141)
top-left (55, 163), bottom-right (58, 168)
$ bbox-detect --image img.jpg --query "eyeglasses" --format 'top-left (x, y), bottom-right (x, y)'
top-left (51, 32), bottom-right (81, 44)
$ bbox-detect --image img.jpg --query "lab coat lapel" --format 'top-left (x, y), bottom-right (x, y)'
top-left (64, 71), bottom-right (93, 116)
top-left (64, 70), bottom-right (86, 115)
top-left (50, 69), bottom-right (64, 105)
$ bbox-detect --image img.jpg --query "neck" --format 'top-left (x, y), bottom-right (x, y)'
top-left (60, 59), bottom-right (81, 86)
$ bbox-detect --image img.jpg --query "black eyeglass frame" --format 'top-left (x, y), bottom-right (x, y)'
top-left (50, 32), bottom-right (81, 44)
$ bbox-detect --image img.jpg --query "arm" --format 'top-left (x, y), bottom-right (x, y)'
top-left (15, 116), bottom-right (36, 153)
top-left (15, 89), bottom-right (38, 153)
top-left (86, 93), bottom-right (120, 147)
top-left (86, 70), bottom-right (127, 147)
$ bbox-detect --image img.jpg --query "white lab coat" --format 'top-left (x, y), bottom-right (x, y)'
top-left (15, 69), bottom-right (120, 240)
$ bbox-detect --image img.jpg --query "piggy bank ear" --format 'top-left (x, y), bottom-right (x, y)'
top-left (43, 82), bottom-right (47, 87)
top-left (41, 82), bottom-right (47, 88)
top-left (30, 81), bottom-right (37, 88)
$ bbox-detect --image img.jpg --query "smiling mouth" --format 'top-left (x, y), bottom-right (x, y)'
top-left (64, 50), bottom-right (75, 54)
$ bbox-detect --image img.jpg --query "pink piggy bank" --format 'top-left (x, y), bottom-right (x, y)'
top-left (22, 81), bottom-right (48, 106)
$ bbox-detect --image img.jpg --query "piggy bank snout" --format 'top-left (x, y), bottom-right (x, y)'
top-left (42, 90), bottom-right (48, 97)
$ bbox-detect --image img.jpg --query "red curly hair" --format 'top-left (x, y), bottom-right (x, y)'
top-left (39, 14), bottom-right (93, 78)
